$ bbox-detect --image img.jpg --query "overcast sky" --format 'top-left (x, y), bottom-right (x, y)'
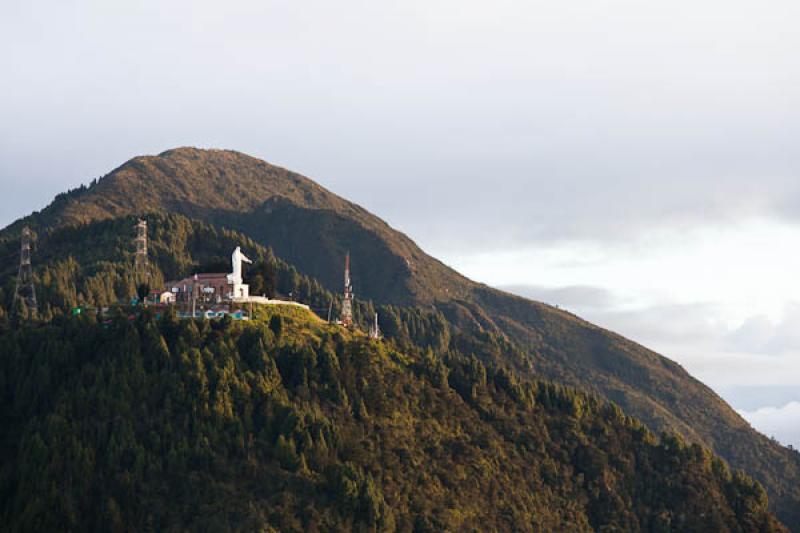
top-left (2, 0), bottom-right (799, 446)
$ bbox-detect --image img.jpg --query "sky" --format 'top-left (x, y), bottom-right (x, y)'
top-left (1, 0), bottom-right (799, 446)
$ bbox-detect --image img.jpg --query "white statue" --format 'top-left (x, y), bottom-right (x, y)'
top-left (227, 246), bottom-right (252, 286)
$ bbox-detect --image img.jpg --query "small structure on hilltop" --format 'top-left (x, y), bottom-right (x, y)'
top-left (155, 290), bottom-right (176, 305)
top-left (167, 246), bottom-right (253, 304)
top-left (168, 272), bottom-right (230, 305)
top-left (340, 252), bottom-right (354, 327)
top-left (163, 246), bottom-right (309, 314)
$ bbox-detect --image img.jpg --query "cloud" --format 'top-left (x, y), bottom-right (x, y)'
top-left (739, 402), bottom-right (800, 449)
top-left (726, 303), bottom-right (800, 355)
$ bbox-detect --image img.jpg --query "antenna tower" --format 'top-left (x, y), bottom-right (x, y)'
top-left (368, 312), bottom-right (381, 339)
top-left (134, 219), bottom-right (149, 279)
top-left (340, 252), bottom-right (354, 327)
top-left (13, 227), bottom-right (37, 317)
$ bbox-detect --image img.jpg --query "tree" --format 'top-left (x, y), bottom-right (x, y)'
top-left (248, 261), bottom-right (277, 298)
top-left (136, 283), bottom-right (150, 303)
top-left (269, 315), bottom-right (283, 339)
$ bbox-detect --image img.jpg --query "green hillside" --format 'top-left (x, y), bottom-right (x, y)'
top-left (0, 307), bottom-right (786, 532)
top-left (1, 147), bottom-right (799, 527)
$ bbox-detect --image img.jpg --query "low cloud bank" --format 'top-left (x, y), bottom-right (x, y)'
top-left (726, 304), bottom-right (800, 355)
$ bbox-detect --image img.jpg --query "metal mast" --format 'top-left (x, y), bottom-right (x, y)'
top-left (134, 218), bottom-right (149, 280)
top-left (13, 227), bottom-right (37, 317)
top-left (368, 312), bottom-right (381, 339)
top-left (340, 252), bottom-right (353, 327)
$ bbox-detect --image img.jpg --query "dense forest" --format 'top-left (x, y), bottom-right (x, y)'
top-left (0, 306), bottom-right (786, 531)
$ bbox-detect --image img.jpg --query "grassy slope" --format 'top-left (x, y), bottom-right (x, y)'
top-left (2, 147), bottom-right (799, 527)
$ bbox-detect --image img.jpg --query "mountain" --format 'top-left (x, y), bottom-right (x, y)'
top-left (0, 306), bottom-right (786, 531)
top-left (3, 147), bottom-right (469, 305)
top-left (1, 147), bottom-right (799, 527)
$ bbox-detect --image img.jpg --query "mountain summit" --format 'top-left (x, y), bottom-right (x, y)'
top-left (13, 147), bottom-right (469, 306)
top-left (3, 147), bottom-right (799, 527)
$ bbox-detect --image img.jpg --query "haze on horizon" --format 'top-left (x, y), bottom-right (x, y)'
top-left (2, 0), bottom-right (799, 446)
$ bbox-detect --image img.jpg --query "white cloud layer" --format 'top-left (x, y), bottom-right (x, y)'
top-left (726, 304), bottom-right (800, 355)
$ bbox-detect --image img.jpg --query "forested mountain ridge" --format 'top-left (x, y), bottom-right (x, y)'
top-left (0, 306), bottom-right (787, 531)
top-left (1, 147), bottom-right (799, 527)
